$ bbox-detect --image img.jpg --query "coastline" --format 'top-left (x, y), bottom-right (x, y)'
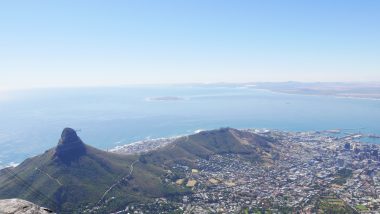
top-left (255, 88), bottom-right (380, 101)
top-left (2, 127), bottom-right (380, 170)
top-left (110, 128), bottom-right (380, 155)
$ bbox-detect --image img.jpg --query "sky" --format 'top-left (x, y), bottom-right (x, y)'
top-left (0, 0), bottom-right (379, 90)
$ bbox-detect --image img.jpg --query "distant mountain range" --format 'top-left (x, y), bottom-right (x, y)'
top-left (165, 82), bottom-right (380, 99)
top-left (250, 82), bottom-right (380, 99)
top-left (0, 127), bottom-right (276, 213)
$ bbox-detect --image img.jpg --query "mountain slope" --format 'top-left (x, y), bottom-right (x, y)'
top-left (0, 127), bottom-right (277, 213)
top-left (141, 128), bottom-right (276, 166)
top-left (0, 128), bottom-right (174, 213)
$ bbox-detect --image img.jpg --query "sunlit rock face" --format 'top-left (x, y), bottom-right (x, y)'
top-left (54, 128), bottom-right (86, 164)
top-left (0, 198), bottom-right (55, 214)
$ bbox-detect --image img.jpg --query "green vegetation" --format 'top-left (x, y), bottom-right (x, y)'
top-left (0, 145), bottom-right (180, 213)
top-left (337, 168), bottom-right (353, 178)
top-left (332, 168), bottom-right (353, 185)
top-left (0, 128), bottom-right (274, 213)
top-left (142, 128), bottom-right (274, 167)
top-left (316, 195), bottom-right (356, 214)
top-left (355, 204), bottom-right (369, 211)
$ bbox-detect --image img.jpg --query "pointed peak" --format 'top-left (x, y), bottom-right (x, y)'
top-left (54, 128), bottom-right (86, 164)
top-left (60, 128), bottom-right (80, 145)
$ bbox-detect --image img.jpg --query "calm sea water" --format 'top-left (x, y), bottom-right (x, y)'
top-left (0, 85), bottom-right (379, 168)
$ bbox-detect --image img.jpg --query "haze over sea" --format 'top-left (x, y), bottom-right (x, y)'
top-left (0, 85), bottom-right (379, 168)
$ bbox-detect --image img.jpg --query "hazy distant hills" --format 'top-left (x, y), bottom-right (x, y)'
top-left (171, 82), bottom-right (380, 99)
top-left (251, 82), bottom-right (380, 99)
top-left (0, 127), bottom-right (277, 213)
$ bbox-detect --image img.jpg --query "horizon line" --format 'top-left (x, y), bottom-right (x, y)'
top-left (1, 81), bottom-right (380, 92)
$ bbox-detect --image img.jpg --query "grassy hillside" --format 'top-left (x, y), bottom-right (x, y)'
top-left (0, 145), bottom-right (163, 212)
top-left (142, 128), bottom-right (276, 167)
top-left (0, 128), bottom-right (181, 213)
top-left (0, 128), bottom-right (275, 213)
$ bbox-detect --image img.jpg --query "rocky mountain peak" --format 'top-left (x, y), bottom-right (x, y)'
top-left (54, 128), bottom-right (86, 164)
top-left (60, 128), bottom-right (81, 145)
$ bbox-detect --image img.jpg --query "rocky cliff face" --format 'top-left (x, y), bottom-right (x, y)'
top-left (54, 128), bottom-right (86, 164)
top-left (0, 199), bottom-right (54, 214)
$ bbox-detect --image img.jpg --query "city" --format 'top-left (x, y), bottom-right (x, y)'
top-left (112, 129), bottom-right (380, 213)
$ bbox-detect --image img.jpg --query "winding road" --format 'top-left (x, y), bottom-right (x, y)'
top-left (96, 159), bottom-right (139, 205)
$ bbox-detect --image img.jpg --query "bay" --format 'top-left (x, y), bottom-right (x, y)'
top-left (0, 85), bottom-right (379, 168)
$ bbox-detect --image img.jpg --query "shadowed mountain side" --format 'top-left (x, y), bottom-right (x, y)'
top-left (54, 128), bottom-right (86, 164)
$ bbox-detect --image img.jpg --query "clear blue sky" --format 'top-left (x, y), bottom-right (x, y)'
top-left (0, 0), bottom-right (379, 90)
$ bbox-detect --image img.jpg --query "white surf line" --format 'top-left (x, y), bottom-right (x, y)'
top-left (35, 167), bottom-right (62, 186)
top-left (97, 159), bottom-right (139, 205)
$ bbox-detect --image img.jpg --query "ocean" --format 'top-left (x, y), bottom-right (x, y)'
top-left (0, 85), bottom-right (379, 168)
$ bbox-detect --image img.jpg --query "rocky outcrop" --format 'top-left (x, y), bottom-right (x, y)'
top-left (54, 128), bottom-right (86, 164)
top-left (0, 199), bottom-right (54, 214)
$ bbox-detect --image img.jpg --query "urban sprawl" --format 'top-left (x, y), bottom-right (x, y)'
top-left (111, 129), bottom-right (380, 213)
